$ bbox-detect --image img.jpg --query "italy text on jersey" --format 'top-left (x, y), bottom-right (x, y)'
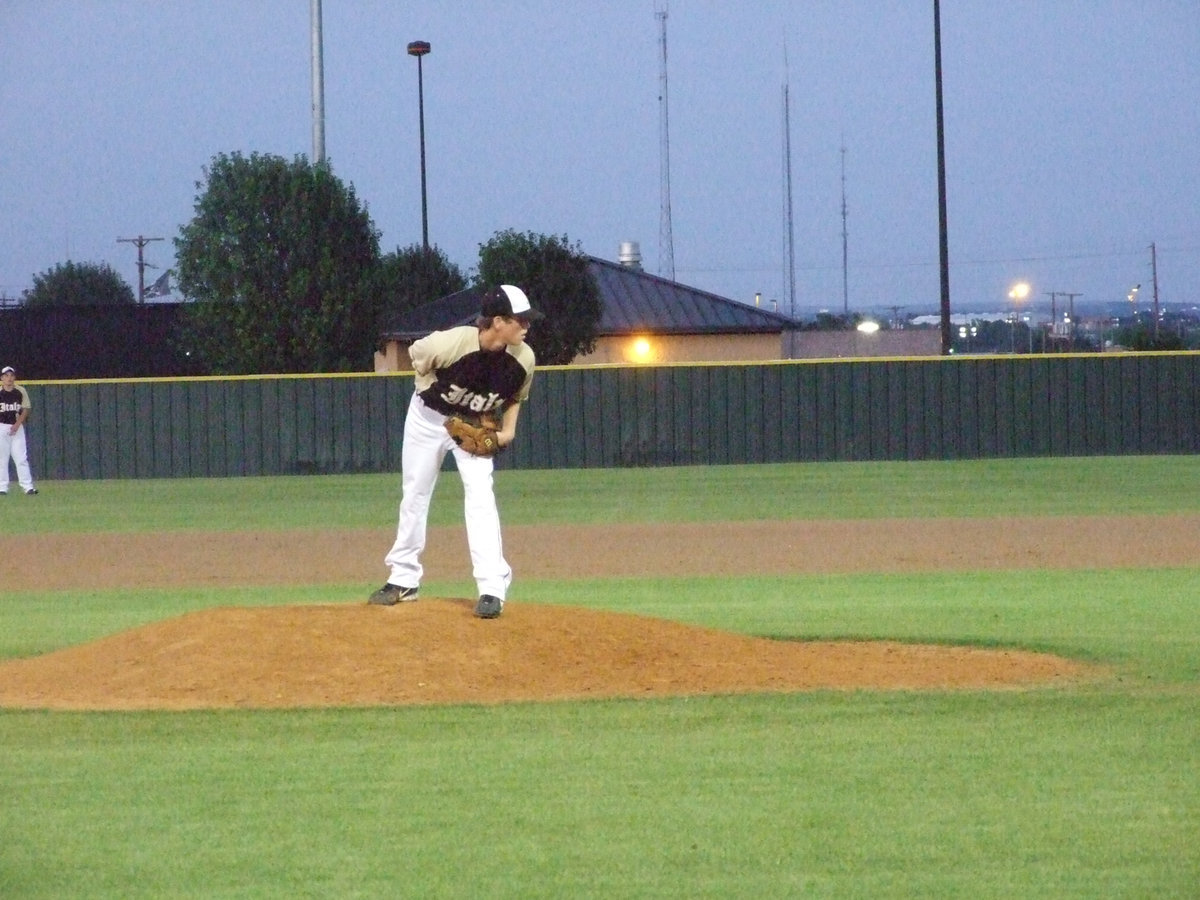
top-left (438, 385), bottom-right (504, 414)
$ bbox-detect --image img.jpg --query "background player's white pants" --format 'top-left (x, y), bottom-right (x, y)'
top-left (384, 394), bottom-right (513, 599)
top-left (0, 426), bottom-right (35, 493)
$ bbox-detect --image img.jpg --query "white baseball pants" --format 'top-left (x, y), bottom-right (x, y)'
top-left (0, 425), bottom-right (35, 493)
top-left (384, 394), bottom-right (512, 599)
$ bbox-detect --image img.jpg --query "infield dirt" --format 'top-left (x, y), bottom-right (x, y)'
top-left (6, 514), bottom-right (1193, 710)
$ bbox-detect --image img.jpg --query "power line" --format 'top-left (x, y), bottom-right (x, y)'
top-left (679, 243), bottom-right (1199, 277)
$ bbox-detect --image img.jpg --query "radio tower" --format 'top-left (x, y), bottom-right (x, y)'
top-left (840, 142), bottom-right (849, 315)
top-left (781, 56), bottom-right (796, 318)
top-left (656, 2), bottom-right (675, 281)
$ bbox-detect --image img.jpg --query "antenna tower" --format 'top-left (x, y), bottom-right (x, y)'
top-left (656, 2), bottom-right (675, 280)
top-left (781, 62), bottom-right (796, 318)
top-left (840, 142), bottom-right (849, 315)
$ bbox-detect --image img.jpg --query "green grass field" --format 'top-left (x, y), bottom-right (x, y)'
top-left (2, 457), bottom-right (1198, 898)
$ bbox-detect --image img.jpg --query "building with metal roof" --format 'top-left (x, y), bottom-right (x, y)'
top-left (374, 255), bottom-right (801, 371)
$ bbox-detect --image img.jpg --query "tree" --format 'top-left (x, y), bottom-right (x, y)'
top-left (1121, 325), bottom-right (1185, 352)
top-left (800, 312), bottom-right (853, 331)
top-left (22, 261), bottom-right (135, 307)
top-left (174, 152), bottom-right (381, 373)
top-left (476, 230), bottom-right (602, 365)
top-left (374, 244), bottom-right (467, 322)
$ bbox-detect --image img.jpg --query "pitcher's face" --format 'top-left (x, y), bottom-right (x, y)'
top-left (499, 315), bottom-right (531, 345)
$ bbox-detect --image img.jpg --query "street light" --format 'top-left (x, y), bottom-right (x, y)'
top-left (407, 40), bottom-right (431, 252)
top-left (957, 324), bottom-right (976, 352)
top-left (1008, 281), bottom-right (1031, 354)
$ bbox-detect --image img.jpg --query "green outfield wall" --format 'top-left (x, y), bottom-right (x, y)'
top-left (19, 352), bottom-right (1200, 479)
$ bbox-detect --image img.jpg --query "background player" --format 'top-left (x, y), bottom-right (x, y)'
top-left (0, 365), bottom-right (38, 495)
top-left (369, 285), bottom-right (542, 618)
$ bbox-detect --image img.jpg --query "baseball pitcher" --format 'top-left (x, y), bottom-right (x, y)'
top-left (369, 285), bottom-right (542, 619)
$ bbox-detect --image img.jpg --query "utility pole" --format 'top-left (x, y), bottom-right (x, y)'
top-left (1045, 291), bottom-right (1060, 324)
top-left (117, 235), bottom-right (164, 303)
top-left (1062, 292), bottom-right (1082, 351)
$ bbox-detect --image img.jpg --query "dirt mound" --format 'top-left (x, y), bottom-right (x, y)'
top-left (1, 515), bottom-right (1155, 710)
top-left (0, 601), bottom-right (1096, 710)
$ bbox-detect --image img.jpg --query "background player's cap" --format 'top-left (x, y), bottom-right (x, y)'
top-left (1, 366), bottom-right (14, 374)
top-left (480, 284), bottom-right (543, 321)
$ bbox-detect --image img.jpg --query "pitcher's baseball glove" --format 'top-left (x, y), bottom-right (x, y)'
top-left (445, 414), bottom-right (500, 457)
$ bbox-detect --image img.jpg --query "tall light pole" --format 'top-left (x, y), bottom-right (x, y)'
top-left (407, 40), bottom-right (431, 252)
top-left (311, 0), bottom-right (326, 164)
top-left (933, 0), bottom-right (952, 354)
top-left (1009, 281), bottom-right (1030, 354)
top-left (1150, 242), bottom-right (1160, 341)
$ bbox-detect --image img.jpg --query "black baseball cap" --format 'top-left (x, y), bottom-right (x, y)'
top-left (480, 284), bottom-right (543, 321)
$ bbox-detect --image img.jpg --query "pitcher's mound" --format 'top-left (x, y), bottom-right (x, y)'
top-left (0, 601), bottom-right (1097, 710)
